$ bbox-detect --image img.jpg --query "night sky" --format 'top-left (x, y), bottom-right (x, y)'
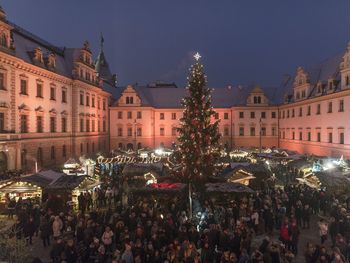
top-left (4, 0), bottom-right (350, 88)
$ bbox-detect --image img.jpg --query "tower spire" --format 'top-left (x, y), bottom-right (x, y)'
top-left (100, 33), bottom-right (104, 51)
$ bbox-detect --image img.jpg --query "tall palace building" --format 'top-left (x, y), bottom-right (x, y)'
top-left (0, 7), bottom-right (114, 172)
top-left (1, 5), bottom-right (350, 173)
top-left (110, 46), bottom-right (350, 159)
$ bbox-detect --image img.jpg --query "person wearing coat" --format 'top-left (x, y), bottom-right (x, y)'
top-left (52, 215), bottom-right (63, 239)
top-left (23, 216), bottom-right (36, 245)
top-left (40, 215), bottom-right (51, 247)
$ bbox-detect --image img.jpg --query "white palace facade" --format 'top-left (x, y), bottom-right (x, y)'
top-left (1, 5), bottom-right (350, 173)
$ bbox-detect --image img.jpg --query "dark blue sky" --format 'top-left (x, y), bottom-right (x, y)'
top-left (4, 0), bottom-right (350, 88)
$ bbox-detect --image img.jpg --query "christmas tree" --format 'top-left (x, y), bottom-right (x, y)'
top-left (177, 53), bottom-right (221, 186)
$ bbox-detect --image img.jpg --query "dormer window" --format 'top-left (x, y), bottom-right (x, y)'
top-left (301, 90), bottom-right (306, 98)
top-left (253, 96), bottom-right (261, 104)
top-left (34, 47), bottom-right (43, 63)
top-left (328, 81), bottom-right (333, 90)
top-left (48, 53), bottom-right (56, 68)
top-left (296, 92), bottom-right (300, 100)
top-left (0, 32), bottom-right (7, 48)
top-left (86, 72), bottom-right (91, 81)
top-left (126, 96), bottom-right (134, 104)
top-left (317, 84), bottom-right (322, 93)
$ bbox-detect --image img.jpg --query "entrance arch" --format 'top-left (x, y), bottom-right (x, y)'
top-left (126, 143), bottom-right (134, 150)
top-left (0, 151), bottom-right (8, 172)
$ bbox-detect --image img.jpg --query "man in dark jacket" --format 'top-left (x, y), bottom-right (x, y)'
top-left (39, 215), bottom-right (51, 247)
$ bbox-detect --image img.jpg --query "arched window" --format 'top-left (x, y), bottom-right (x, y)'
top-left (137, 142), bottom-right (142, 149)
top-left (51, 146), bottom-right (55, 160)
top-left (118, 143), bottom-right (123, 149)
top-left (160, 142), bottom-right (164, 148)
top-left (37, 147), bottom-right (43, 167)
top-left (126, 143), bottom-right (133, 150)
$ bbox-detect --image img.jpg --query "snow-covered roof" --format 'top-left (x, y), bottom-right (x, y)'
top-left (112, 84), bottom-right (283, 108)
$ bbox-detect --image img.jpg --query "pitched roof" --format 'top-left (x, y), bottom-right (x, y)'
top-left (10, 22), bottom-right (72, 78)
top-left (112, 84), bottom-right (282, 108)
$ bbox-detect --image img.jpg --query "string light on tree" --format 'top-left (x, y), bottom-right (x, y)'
top-left (176, 51), bottom-right (221, 187)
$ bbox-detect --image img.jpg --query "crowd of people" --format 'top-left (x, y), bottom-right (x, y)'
top-left (3, 167), bottom-right (350, 263)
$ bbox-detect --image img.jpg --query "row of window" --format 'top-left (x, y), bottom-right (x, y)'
top-left (238, 111), bottom-right (276, 119)
top-left (281, 100), bottom-right (344, 119)
top-left (117, 126), bottom-right (178, 137)
top-left (281, 130), bottom-right (345, 144)
top-left (79, 91), bottom-right (106, 110)
top-left (117, 111), bottom-right (277, 121)
top-left (238, 127), bottom-right (277, 137)
top-left (18, 78), bottom-right (68, 103)
top-left (79, 119), bottom-right (106, 133)
top-left (20, 115), bottom-right (68, 133)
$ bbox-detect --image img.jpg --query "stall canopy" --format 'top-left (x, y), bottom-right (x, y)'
top-left (123, 163), bottom-right (164, 178)
top-left (205, 183), bottom-right (254, 194)
top-left (130, 182), bottom-right (186, 194)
